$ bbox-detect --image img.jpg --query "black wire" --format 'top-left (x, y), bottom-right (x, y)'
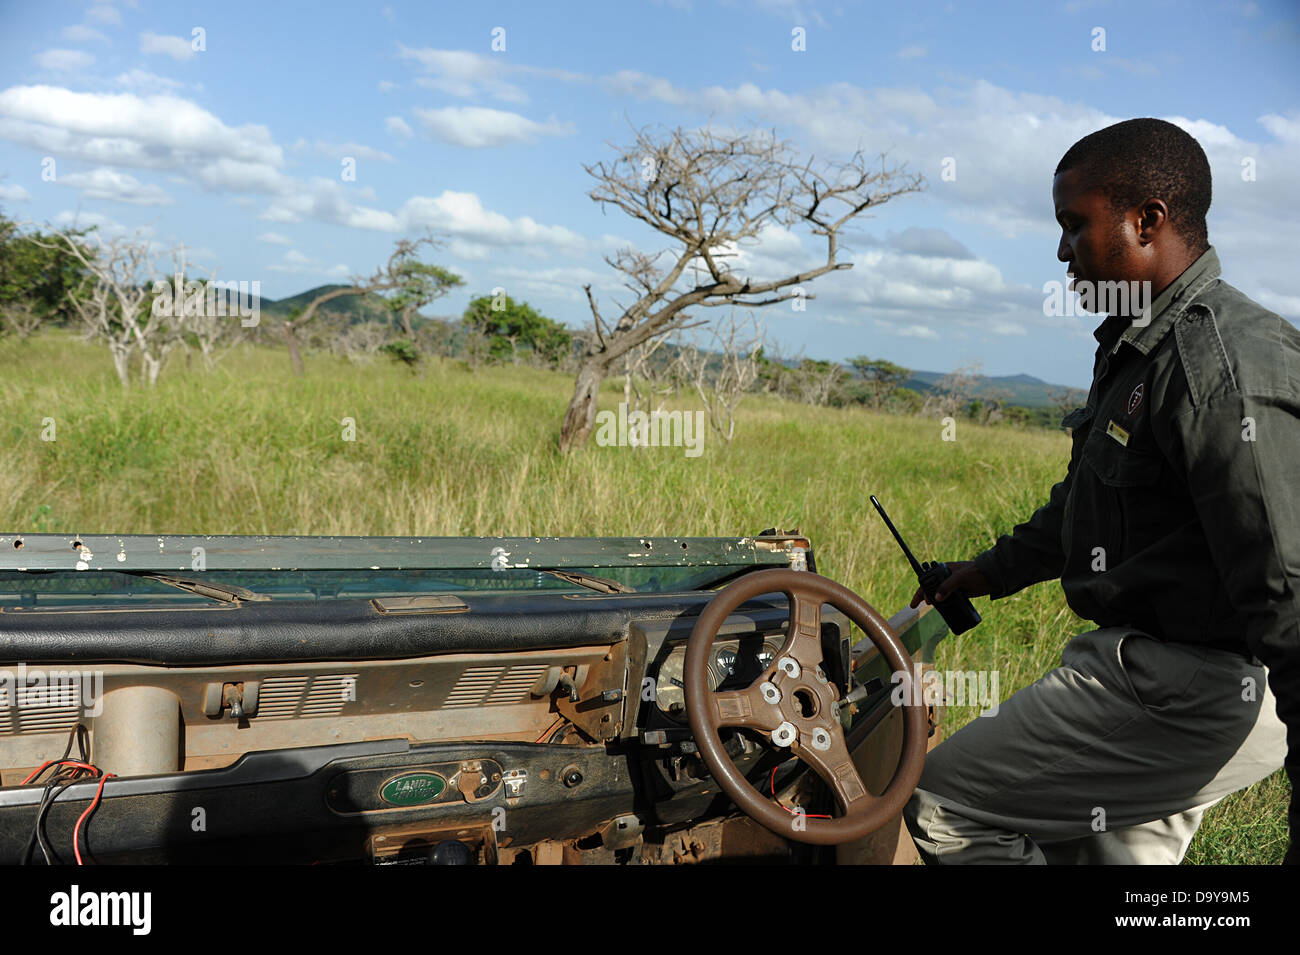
top-left (22, 724), bottom-right (90, 866)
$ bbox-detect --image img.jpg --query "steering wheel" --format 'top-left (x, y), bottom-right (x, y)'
top-left (685, 568), bottom-right (927, 846)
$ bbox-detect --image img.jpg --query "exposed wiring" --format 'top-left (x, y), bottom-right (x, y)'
top-left (769, 765), bottom-right (832, 819)
top-left (73, 771), bottom-right (115, 865)
top-left (535, 715), bottom-right (566, 743)
top-left (22, 724), bottom-right (112, 865)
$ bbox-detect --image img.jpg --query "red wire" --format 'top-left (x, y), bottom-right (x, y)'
top-left (769, 766), bottom-right (831, 818)
top-left (73, 772), bottom-right (114, 866)
top-left (21, 760), bottom-right (99, 785)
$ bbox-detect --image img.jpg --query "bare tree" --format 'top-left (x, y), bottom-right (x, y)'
top-left (792, 358), bottom-right (849, 406)
top-left (755, 338), bottom-right (805, 400)
top-left (923, 361), bottom-right (983, 419)
top-left (620, 333), bottom-right (669, 420)
top-left (676, 310), bottom-right (764, 442)
top-left (1048, 385), bottom-right (1089, 421)
top-left (0, 302), bottom-right (44, 341)
top-left (38, 229), bottom-right (169, 387)
top-left (163, 249), bottom-right (249, 371)
top-left (558, 122), bottom-right (924, 452)
top-left (333, 320), bottom-right (393, 362)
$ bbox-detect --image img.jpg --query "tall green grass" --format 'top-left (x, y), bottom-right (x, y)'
top-left (2, 331), bottom-right (1287, 863)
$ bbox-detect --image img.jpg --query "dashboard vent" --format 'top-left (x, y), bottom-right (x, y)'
top-left (0, 700), bottom-right (81, 736)
top-left (444, 665), bottom-right (548, 708)
top-left (256, 673), bottom-right (359, 720)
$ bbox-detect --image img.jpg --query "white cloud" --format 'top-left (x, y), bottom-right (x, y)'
top-left (394, 191), bottom-right (585, 251)
top-left (400, 47), bottom-right (528, 102)
top-left (377, 80), bottom-right (398, 93)
top-left (896, 45), bottom-right (927, 59)
top-left (0, 184), bottom-right (31, 202)
top-left (257, 231), bottom-right (293, 245)
top-left (1259, 111), bottom-right (1300, 145)
top-left (140, 32), bottom-right (195, 61)
top-left (63, 25), bottom-right (107, 43)
top-left (267, 248), bottom-right (350, 278)
top-left (87, 5), bottom-right (121, 25)
top-left (488, 264), bottom-right (611, 300)
top-left (58, 167), bottom-right (172, 205)
top-left (385, 116), bottom-right (412, 138)
top-left (0, 86), bottom-right (285, 186)
top-left (989, 321), bottom-right (1027, 336)
top-left (51, 209), bottom-right (141, 240)
top-left (35, 49), bottom-right (96, 71)
top-left (895, 324), bottom-right (940, 340)
top-left (397, 45), bottom-right (586, 103)
top-left (195, 158), bottom-right (289, 192)
top-left (114, 69), bottom-right (185, 92)
top-left (411, 106), bottom-right (574, 148)
top-left (293, 138), bottom-right (394, 162)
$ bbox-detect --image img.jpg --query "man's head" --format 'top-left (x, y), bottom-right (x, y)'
top-left (1053, 118), bottom-right (1212, 294)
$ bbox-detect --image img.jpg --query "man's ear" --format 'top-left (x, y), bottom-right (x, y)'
top-left (1137, 198), bottom-right (1169, 243)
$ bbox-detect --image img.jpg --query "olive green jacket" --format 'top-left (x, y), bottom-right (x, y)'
top-left (971, 247), bottom-right (1300, 861)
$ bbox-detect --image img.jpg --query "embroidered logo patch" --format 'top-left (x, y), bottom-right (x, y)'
top-left (1127, 382), bottom-right (1144, 415)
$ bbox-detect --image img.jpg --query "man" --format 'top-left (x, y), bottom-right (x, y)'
top-left (902, 118), bottom-right (1297, 864)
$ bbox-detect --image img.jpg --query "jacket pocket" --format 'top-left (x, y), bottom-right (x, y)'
top-left (1082, 438), bottom-right (1163, 565)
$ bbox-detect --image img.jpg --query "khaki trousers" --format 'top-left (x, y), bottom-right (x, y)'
top-left (902, 627), bottom-right (1287, 864)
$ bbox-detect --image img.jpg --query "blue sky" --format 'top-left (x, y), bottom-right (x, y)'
top-left (0, 0), bottom-right (1296, 388)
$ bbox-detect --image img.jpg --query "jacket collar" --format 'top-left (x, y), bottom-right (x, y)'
top-left (1092, 246), bottom-right (1222, 357)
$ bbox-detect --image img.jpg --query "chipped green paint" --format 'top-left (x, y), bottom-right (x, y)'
top-left (0, 535), bottom-right (811, 573)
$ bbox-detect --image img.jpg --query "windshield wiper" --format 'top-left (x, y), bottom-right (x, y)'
top-left (535, 568), bottom-right (636, 595)
top-left (127, 573), bottom-right (271, 603)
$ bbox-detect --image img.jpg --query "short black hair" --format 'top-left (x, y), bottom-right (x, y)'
top-left (1055, 118), bottom-right (1211, 252)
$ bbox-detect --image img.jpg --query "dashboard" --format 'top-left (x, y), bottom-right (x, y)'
top-left (650, 633), bottom-right (784, 721)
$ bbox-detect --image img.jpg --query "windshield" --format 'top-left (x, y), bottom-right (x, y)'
top-left (0, 565), bottom-right (744, 609)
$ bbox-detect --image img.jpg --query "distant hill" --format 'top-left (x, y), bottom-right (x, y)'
top-left (902, 370), bottom-right (1082, 408)
top-left (256, 284), bottom-right (394, 323)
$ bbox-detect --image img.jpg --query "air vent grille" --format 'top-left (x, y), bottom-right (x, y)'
top-left (0, 700), bottom-right (81, 736)
top-left (257, 673), bottom-right (358, 720)
top-left (444, 665), bottom-right (548, 708)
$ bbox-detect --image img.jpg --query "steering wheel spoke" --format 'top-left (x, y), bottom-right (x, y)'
top-left (709, 685), bottom-right (782, 734)
top-left (794, 722), bottom-right (876, 813)
top-left (781, 591), bottom-right (825, 670)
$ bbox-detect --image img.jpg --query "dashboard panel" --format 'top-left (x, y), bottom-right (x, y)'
top-left (651, 633), bottom-right (783, 721)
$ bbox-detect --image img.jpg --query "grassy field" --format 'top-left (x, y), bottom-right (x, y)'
top-left (1, 330), bottom-right (1288, 864)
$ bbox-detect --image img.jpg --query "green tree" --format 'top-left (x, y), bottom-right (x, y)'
top-left (385, 261), bottom-right (464, 340)
top-left (281, 236), bottom-right (459, 376)
top-left (462, 293), bottom-right (572, 367)
top-left (0, 212), bottom-right (91, 339)
top-left (848, 356), bottom-right (912, 410)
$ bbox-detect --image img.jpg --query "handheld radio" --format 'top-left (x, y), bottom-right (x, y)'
top-left (870, 494), bottom-right (982, 636)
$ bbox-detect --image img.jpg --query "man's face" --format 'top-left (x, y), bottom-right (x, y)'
top-left (1053, 166), bottom-right (1145, 294)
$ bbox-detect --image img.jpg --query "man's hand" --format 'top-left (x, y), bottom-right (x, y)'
top-left (909, 560), bottom-right (992, 609)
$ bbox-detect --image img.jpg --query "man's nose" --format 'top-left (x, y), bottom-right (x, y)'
top-left (1056, 234), bottom-right (1072, 263)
